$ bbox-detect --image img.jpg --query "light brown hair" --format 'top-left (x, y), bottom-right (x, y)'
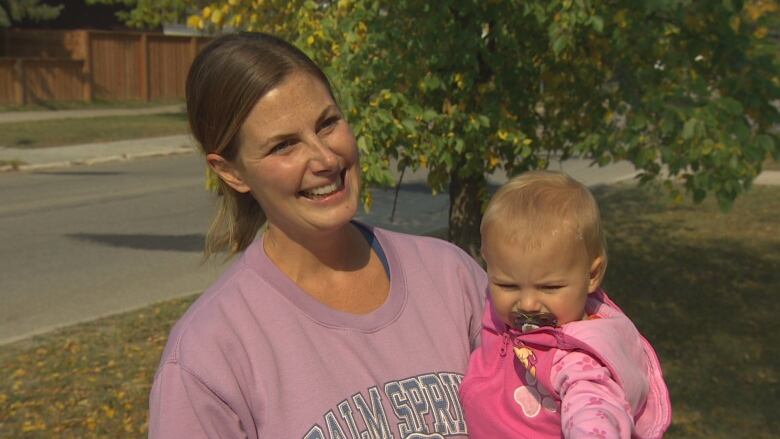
top-left (186, 33), bottom-right (335, 257)
top-left (481, 170), bottom-right (607, 273)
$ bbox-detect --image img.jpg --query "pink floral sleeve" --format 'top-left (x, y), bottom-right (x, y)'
top-left (551, 350), bottom-right (634, 439)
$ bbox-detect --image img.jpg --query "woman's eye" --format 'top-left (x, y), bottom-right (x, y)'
top-left (269, 140), bottom-right (295, 155)
top-left (318, 116), bottom-right (340, 133)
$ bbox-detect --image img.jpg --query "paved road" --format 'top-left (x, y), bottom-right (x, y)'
top-left (0, 154), bottom-right (222, 344)
top-left (0, 151), bottom-right (644, 344)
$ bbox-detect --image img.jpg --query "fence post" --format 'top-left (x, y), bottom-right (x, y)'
top-left (13, 58), bottom-right (25, 105)
top-left (139, 33), bottom-right (150, 101)
top-left (82, 30), bottom-right (93, 102)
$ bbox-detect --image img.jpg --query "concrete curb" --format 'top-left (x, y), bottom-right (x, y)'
top-left (0, 147), bottom-right (195, 173)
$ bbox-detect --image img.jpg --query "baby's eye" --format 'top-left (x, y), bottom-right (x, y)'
top-left (540, 285), bottom-right (564, 292)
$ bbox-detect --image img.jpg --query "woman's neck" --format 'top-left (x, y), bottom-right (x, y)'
top-left (262, 222), bottom-right (371, 281)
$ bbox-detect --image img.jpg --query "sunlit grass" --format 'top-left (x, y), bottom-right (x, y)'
top-left (0, 113), bottom-right (189, 149)
top-left (0, 99), bottom-right (184, 113)
top-left (596, 183), bottom-right (779, 438)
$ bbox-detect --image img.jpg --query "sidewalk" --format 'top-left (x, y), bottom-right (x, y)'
top-left (0, 104), bottom-right (185, 124)
top-left (0, 134), bottom-right (196, 171)
top-left (1, 105), bottom-right (778, 185)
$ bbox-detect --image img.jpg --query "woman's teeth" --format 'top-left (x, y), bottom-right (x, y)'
top-left (301, 174), bottom-right (343, 198)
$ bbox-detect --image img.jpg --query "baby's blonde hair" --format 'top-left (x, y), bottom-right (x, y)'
top-left (481, 170), bottom-right (607, 274)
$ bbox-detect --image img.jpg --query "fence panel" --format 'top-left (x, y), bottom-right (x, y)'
top-left (89, 33), bottom-right (142, 100)
top-left (3, 30), bottom-right (210, 103)
top-left (23, 59), bottom-right (84, 102)
top-left (148, 35), bottom-right (193, 100)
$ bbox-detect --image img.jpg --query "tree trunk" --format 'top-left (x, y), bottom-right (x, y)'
top-left (448, 170), bottom-right (486, 266)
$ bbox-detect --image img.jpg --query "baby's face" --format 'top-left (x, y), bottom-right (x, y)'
top-left (482, 227), bottom-right (603, 331)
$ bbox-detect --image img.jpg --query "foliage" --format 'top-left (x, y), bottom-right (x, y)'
top-left (0, 0), bottom-right (62, 27)
top-left (194, 0), bottom-right (779, 255)
top-left (85, 0), bottom-right (204, 29)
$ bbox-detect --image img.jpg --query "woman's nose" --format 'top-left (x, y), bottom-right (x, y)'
top-left (308, 138), bottom-right (339, 172)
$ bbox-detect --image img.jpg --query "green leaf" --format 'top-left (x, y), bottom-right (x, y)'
top-left (552, 35), bottom-right (568, 56)
top-left (682, 119), bottom-right (698, 140)
top-left (757, 134), bottom-right (775, 153)
top-left (590, 15), bottom-right (604, 33)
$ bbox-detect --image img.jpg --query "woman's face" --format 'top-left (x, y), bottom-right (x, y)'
top-left (210, 72), bottom-right (360, 240)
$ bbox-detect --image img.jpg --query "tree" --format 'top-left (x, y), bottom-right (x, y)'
top-left (0, 0), bottom-right (62, 27)
top-left (85, 0), bottom-right (204, 29)
top-left (190, 0), bottom-right (779, 258)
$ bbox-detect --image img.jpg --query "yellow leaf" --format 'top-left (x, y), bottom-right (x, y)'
top-left (307, 35), bottom-right (315, 46)
top-left (497, 130), bottom-right (508, 141)
top-left (211, 9), bottom-right (224, 25)
top-left (615, 9), bottom-right (628, 28)
top-left (523, 138), bottom-right (533, 145)
top-left (102, 404), bottom-right (116, 419)
top-left (729, 16), bottom-right (741, 32)
top-left (202, 6), bottom-right (212, 19)
top-left (754, 26), bottom-right (768, 38)
top-left (419, 154), bottom-right (428, 167)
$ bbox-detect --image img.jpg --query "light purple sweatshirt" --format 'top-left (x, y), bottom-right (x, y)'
top-left (149, 225), bottom-right (487, 438)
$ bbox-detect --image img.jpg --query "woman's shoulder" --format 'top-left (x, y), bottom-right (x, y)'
top-left (156, 249), bottom-right (269, 369)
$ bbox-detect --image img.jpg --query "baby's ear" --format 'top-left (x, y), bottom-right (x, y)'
top-left (588, 256), bottom-right (606, 294)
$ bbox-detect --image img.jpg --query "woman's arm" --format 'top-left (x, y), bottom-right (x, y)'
top-left (149, 362), bottom-right (249, 439)
top-left (552, 351), bottom-right (633, 439)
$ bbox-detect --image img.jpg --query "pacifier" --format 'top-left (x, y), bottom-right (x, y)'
top-left (510, 312), bottom-right (558, 333)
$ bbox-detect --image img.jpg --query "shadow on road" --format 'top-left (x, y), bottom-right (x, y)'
top-left (33, 171), bottom-right (125, 176)
top-left (68, 233), bottom-right (205, 252)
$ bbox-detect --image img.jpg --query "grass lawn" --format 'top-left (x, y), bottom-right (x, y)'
top-left (0, 184), bottom-right (778, 438)
top-left (0, 113), bottom-right (189, 149)
top-left (0, 100), bottom-right (184, 113)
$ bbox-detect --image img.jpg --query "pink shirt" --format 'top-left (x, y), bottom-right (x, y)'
top-left (460, 290), bottom-right (671, 438)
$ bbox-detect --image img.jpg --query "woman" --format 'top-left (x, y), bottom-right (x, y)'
top-left (149, 33), bottom-right (487, 439)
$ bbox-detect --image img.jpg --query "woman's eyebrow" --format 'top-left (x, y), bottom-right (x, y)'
top-left (261, 105), bottom-right (340, 145)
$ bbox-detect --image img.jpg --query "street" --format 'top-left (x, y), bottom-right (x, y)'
top-left (0, 153), bottom-right (637, 343)
top-left (0, 154), bottom-right (222, 343)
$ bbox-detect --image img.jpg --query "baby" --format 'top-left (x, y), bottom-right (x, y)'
top-left (460, 171), bottom-right (671, 438)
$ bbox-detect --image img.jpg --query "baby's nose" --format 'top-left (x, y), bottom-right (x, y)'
top-left (514, 295), bottom-right (541, 313)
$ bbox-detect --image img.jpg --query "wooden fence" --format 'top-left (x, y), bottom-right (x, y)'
top-left (0, 29), bottom-right (211, 105)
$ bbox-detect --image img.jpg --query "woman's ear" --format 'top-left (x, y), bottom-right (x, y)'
top-left (206, 153), bottom-right (251, 194)
top-left (587, 255), bottom-right (606, 294)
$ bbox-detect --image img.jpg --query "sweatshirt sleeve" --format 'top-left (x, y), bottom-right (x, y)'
top-left (551, 350), bottom-right (634, 439)
top-left (149, 361), bottom-right (250, 439)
